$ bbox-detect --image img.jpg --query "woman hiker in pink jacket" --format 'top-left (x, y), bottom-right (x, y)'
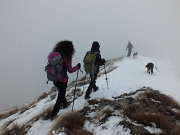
top-left (49, 40), bottom-right (81, 119)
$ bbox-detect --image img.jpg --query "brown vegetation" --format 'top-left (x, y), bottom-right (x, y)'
top-left (1, 124), bottom-right (27, 135)
top-left (50, 111), bottom-right (86, 135)
top-left (0, 107), bottom-right (18, 120)
top-left (69, 129), bottom-right (93, 135)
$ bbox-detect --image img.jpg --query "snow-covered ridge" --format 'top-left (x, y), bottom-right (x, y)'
top-left (0, 55), bottom-right (180, 135)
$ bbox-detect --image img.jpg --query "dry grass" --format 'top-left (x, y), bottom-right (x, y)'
top-left (77, 80), bottom-right (90, 86)
top-left (79, 106), bottom-right (91, 116)
top-left (77, 81), bottom-right (85, 86)
top-left (106, 66), bottom-right (117, 74)
top-left (99, 109), bottom-right (113, 123)
top-left (70, 88), bottom-right (83, 98)
top-left (50, 92), bottom-right (57, 100)
top-left (37, 92), bottom-right (48, 101)
top-left (123, 103), bottom-right (141, 116)
top-left (1, 106), bottom-right (53, 135)
top-left (114, 103), bottom-right (123, 110)
top-left (51, 111), bottom-right (86, 134)
top-left (2, 124), bottom-right (27, 135)
top-left (69, 128), bottom-right (93, 135)
top-left (87, 99), bottom-right (99, 105)
top-left (19, 105), bottom-right (30, 114)
top-left (97, 66), bottom-right (117, 78)
top-left (93, 107), bottom-right (113, 125)
top-left (51, 86), bottom-right (58, 92)
top-left (18, 100), bottom-right (39, 114)
top-left (126, 108), bottom-right (180, 133)
top-left (122, 94), bottom-right (180, 135)
top-left (143, 91), bottom-right (180, 109)
top-left (161, 94), bottom-right (180, 109)
top-left (176, 112), bottom-right (180, 120)
top-left (0, 107), bottom-right (18, 120)
top-left (128, 109), bottom-right (153, 127)
top-left (31, 105), bottom-right (53, 122)
top-left (97, 72), bottom-right (104, 77)
top-left (79, 75), bottom-right (86, 81)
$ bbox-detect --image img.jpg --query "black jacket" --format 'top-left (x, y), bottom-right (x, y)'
top-left (84, 41), bottom-right (106, 73)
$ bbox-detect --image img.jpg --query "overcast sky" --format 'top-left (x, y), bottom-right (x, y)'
top-left (0, 0), bottom-right (180, 113)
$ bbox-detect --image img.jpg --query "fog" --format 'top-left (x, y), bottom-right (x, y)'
top-left (0, 0), bottom-right (179, 113)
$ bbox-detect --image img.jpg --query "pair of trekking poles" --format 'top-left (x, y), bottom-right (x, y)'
top-left (72, 64), bottom-right (108, 111)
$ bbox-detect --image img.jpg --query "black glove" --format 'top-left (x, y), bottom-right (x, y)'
top-left (103, 59), bottom-right (106, 63)
top-left (77, 63), bottom-right (81, 69)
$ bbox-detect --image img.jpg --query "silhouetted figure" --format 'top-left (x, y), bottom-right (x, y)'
top-left (126, 41), bottom-right (133, 57)
top-left (83, 41), bottom-right (106, 100)
top-left (49, 40), bottom-right (81, 119)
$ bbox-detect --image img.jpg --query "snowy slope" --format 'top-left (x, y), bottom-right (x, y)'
top-left (0, 55), bottom-right (180, 135)
top-left (94, 55), bottom-right (180, 101)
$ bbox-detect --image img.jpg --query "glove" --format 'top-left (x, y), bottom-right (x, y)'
top-left (103, 59), bottom-right (106, 63)
top-left (77, 63), bottom-right (81, 69)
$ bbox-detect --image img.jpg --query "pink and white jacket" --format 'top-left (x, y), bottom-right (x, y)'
top-left (59, 57), bottom-right (79, 83)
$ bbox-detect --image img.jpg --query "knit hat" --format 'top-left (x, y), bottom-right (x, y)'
top-left (91, 41), bottom-right (100, 53)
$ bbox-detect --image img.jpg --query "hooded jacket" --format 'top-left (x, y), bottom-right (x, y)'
top-left (126, 42), bottom-right (133, 50)
top-left (84, 41), bottom-right (105, 73)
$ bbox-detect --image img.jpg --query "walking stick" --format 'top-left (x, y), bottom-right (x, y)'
top-left (104, 64), bottom-right (109, 89)
top-left (125, 49), bottom-right (127, 57)
top-left (72, 69), bottom-right (79, 111)
top-left (80, 69), bottom-right (85, 92)
top-left (83, 74), bottom-right (86, 92)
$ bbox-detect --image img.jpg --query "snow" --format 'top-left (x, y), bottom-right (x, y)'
top-left (1, 55), bottom-right (180, 135)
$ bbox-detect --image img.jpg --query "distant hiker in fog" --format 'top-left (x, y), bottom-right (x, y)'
top-left (126, 41), bottom-right (133, 58)
top-left (49, 41), bottom-right (81, 120)
top-left (83, 41), bottom-right (106, 100)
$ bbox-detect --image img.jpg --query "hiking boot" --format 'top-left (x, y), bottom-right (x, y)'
top-left (50, 113), bottom-right (58, 120)
top-left (63, 102), bottom-right (71, 109)
top-left (93, 86), bottom-right (99, 92)
top-left (84, 95), bottom-right (90, 100)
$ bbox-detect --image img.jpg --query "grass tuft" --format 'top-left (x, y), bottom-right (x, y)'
top-left (69, 128), bottom-right (93, 135)
top-left (51, 111), bottom-right (86, 134)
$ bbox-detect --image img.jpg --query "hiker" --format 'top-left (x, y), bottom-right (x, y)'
top-left (126, 41), bottom-right (133, 57)
top-left (50, 40), bottom-right (81, 119)
top-left (84, 41), bottom-right (106, 100)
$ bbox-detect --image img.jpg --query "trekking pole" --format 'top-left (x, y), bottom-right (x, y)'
top-left (72, 69), bottom-right (79, 112)
top-left (103, 64), bottom-right (109, 89)
top-left (80, 69), bottom-right (84, 89)
top-left (83, 74), bottom-right (86, 92)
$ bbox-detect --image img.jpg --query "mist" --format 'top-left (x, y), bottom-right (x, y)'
top-left (0, 0), bottom-right (180, 113)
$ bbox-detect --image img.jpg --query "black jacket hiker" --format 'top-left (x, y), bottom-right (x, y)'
top-left (84, 41), bottom-right (106, 99)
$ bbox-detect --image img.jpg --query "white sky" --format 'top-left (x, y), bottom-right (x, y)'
top-left (0, 0), bottom-right (180, 113)
top-left (1, 55), bottom-right (180, 134)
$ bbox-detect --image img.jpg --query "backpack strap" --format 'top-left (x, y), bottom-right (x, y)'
top-left (87, 51), bottom-right (98, 56)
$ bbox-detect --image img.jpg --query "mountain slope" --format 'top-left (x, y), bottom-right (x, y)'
top-left (0, 55), bottom-right (180, 135)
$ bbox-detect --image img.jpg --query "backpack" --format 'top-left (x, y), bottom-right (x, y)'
top-left (84, 51), bottom-right (98, 75)
top-left (45, 52), bottom-right (64, 84)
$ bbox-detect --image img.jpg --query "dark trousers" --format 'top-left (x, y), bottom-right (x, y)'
top-left (51, 82), bottom-right (67, 116)
top-left (127, 49), bottom-right (132, 57)
top-left (85, 72), bottom-right (98, 97)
